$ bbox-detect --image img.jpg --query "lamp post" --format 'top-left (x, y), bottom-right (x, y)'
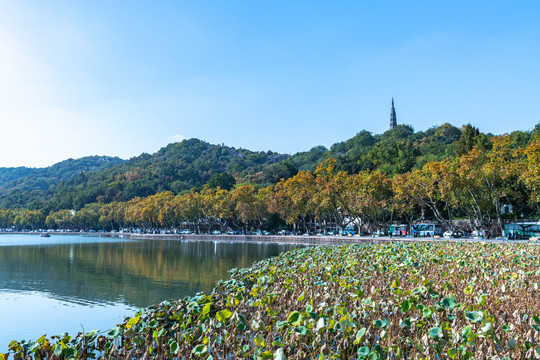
top-left (521, 212), bottom-right (525, 240)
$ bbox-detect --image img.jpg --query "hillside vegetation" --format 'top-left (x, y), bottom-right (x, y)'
top-left (0, 122), bottom-right (539, 234)
top-left (0, 156), bottom-right (124, 208)
top-left (0, 140), bottom-right (289, 211)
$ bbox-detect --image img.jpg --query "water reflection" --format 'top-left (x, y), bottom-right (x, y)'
top-left (0, 235), bottom-right (303, 350)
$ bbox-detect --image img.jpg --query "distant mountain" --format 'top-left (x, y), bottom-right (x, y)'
top-left (0, 156), bottom-right (125, 208)
top-left (0, 139), bottom-right (292, 210)
top-left (0, 156), bottom-right (125, 190)
top-left (47, 139), bottom-right (292, 209)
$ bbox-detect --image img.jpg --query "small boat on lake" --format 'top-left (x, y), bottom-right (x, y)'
top-left (40, 233), bottom-right (50, 237)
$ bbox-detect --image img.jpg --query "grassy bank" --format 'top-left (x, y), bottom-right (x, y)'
top-left (6, 242), bottom-right (540, 359)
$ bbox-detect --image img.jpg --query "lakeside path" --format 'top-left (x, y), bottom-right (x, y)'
top-left (123, 233), bottom-right (533, 246)
top-left (5, 231), bottom-right (534, 245)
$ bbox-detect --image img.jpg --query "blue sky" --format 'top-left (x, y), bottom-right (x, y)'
top-left (1, 1), bottom-right (539, 167)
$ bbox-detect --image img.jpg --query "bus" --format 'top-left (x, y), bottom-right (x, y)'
top-left (411, 223), bottom-right (442, 237)
top-left (389, 224), bottom-right (409, 236)
top-left (504, 222), bottom-right (540, 239)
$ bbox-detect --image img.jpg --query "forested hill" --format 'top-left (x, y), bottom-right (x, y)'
top-left (0, 156), bottom-right (124, 208)
top-left (0, 123), bottom-right (538, 212)
top-left (292, 123), bottom-right (468, 174)
top-left (0, 155), bottom-right (124, 193)
top-left (293, 122), bottom-right (535, 174)
top-left (0, 139), bottom-right (291, 211)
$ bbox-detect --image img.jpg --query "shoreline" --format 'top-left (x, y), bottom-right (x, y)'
top-left (126, 233), bottom-right (532, 246)
top-left (127, 233), bottom-right (436, 246)
top-left (2, 231), bottom-right (531, 246)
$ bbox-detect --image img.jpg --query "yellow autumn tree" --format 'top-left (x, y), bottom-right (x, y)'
top-left (269, 170), bottom-right (317, 232)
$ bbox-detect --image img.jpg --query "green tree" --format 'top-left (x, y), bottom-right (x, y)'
top-left (454, 124), bottom-right (491, 156)
top-left (367, 139), bottom-right (418, 175)
top-left (260, 159), bottom-right (298, 184)
top-left (206, 172), bottom-right (236, 191)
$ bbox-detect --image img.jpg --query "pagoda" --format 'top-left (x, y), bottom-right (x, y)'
top-left (389, 98), bottom-right (397, 130)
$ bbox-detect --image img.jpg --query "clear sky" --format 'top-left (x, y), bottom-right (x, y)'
top-left (1, 1), bottom-right (539, 167)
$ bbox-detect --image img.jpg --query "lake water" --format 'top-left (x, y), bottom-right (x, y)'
top-left (0, 234), bottom-right (303, 352)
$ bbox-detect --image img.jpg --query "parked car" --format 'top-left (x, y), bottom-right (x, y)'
top-left (443, 231), bottom-right (464, 239)
top-left (471, 230), bottom-right (486, 239)
top-left (212, 230), bottom-right (221, 235)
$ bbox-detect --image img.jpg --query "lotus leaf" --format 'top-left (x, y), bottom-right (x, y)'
top-left (429, 326), bottom-right (442, 338)
top-left (357, 346), bottom-right (370, 356)
top-left (216, 309), bottom-right (232, 323)
top-left (440, 296), bottom-right (457, 310)
top-left (399, 299), bottom-right (413, 313)
top-left (465, 311), bottom-right (483, 323)
top-left (373, 319), bottom-right (389, 330)
top-left (192, 344), bottom-right (208, 357)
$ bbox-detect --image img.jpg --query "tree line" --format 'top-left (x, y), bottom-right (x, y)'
top-left (1, 133), bottom-right (539, 235)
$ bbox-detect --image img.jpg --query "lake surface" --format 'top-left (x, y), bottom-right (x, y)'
top-left (0, 234), bottom-right (303, 351)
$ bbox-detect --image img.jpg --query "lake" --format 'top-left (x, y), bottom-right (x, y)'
top-left (0, 234), bottom-right (303, 352)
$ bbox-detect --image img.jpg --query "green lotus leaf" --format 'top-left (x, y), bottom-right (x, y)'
top-left (287, 311), bottom-right (303, 326)
top-left (354, 327), bottom-right (367, 345)
top-left (466, 311), bottom-right (483, 323)
top-left (440, 297), bottom-right (457, 310)
top-left (373, 319), bottom-right (389, 330)
top-left (169, 340), bottom-right (179, 354)
top-left (399, 317), bottom-right (412, 329)
top-left (296, 326), bottom-right (309, 335)
top-left (399, 299), bottom-right (413, 313)
top-left (192, 344), bottom-right (208, 357)
top-left (422, 307), bottom-right (433, 318)
top-left (357, 346), bottom-right (370, 356)
top-left (106, 326), bottom-right (122, 339)
top-left (428, 327), bottom-right (441, 338)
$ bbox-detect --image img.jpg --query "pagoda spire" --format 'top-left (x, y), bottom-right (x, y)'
top-left (389, 98), bottom-right (397, 130)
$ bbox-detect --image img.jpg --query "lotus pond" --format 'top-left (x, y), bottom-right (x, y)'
top-left (6, 242), bottom-right (540, 359)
